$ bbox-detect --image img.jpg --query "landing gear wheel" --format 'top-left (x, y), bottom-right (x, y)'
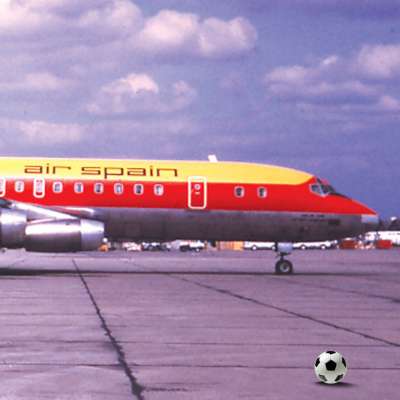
top-left (275, 259), bottom-right (293, 274)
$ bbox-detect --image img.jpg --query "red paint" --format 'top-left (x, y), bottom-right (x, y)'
top-left (375, 240), bottom-right (392, 249)
top-left (1, 176), bottom-right (376, 216)
top-left (188, 178), bottom-right (207, 209)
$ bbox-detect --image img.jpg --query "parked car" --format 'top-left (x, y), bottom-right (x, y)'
top-left (121, 242), bottom-right (142, 252)
top-left (293, 241), bottom-right (337, 250)
top-left (339, 238), bottom-right (359, 249)
top-left (179, 240), bottom-right (206, 252)
top-left (243, 241), bottom-right (276, 251)
top-left (141, 242), bottom-right (171, 251)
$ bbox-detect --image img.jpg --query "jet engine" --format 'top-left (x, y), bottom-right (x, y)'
top-left (0, 209), bottom-right (27, 248)
top-left (25, 219), bottom-right (105, 252)
top-left (0, 209), bottom-right (104, 252)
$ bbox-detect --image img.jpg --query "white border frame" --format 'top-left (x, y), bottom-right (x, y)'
top-left (188, 176), bottom-right (207, 210)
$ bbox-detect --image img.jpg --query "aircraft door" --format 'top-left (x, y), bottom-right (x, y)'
top-left (33, 178), bottom-right (45, 198)
top-left (188, 177), bottom-right (207, 210)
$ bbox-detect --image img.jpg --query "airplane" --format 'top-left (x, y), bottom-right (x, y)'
top-left (0, 156), bottom-right (379, 274)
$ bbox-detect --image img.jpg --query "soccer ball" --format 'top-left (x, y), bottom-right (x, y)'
top-left (314, 351), bottom-right (347, 384)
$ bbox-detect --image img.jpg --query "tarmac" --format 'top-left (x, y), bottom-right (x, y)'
top-left (0, 248), bottom-right (398, 399)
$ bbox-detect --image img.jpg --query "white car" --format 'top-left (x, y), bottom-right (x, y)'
top-left (121, 242), bottom-right (142, 252)
top-left (293, 241), bottom-right (337, 250)
top-left (243, 242), bottom-right (276, 251)
top-left (179, 240), bottom-right (206, 252)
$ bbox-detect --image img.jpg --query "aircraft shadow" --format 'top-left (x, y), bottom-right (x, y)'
top-left (0, 268), bottom-right (382, 277)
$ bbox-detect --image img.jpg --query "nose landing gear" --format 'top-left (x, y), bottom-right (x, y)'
top-left (275, 256), bottom-right (293, 274)
top-left (274, 243), bottom-right (294, 274)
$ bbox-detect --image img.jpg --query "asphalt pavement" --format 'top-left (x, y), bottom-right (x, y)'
top-left (0, 248), bottom-right (398, 399)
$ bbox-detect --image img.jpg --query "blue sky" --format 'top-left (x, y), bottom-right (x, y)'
top-left (0, 0), bottom-right (399, 217)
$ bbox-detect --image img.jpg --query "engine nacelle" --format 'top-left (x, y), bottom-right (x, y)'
top-left (25, 219), bottom-right (104, 252)
top-left (0, 209), bottom-right (27, 248)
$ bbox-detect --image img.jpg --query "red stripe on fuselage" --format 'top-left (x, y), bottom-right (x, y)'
top-left (1, 177), bottom-right (375, 216)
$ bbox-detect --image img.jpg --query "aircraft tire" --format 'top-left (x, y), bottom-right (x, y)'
top-left (275, 259), bottom-right (293, 274)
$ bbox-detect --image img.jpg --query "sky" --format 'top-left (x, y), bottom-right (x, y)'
top-left (0, 0), bottom-right (399, 217)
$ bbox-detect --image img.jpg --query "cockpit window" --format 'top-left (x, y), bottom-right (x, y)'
top-left (310, 179), bottom-right (337, 197)
top-left (310, 183), bottom-right (324, 196)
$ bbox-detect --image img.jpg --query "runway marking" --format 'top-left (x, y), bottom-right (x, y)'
top-left (72, 259), bottom-right (145, 400)
top-left (172, 275), bottom-right (400, 348)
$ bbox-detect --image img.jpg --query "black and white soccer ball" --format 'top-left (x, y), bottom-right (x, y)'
top-left (314, 351), bottom-right (347, 384)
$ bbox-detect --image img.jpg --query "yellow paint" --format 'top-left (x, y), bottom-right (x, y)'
top-left (0, 157), bottom-right (312, 185)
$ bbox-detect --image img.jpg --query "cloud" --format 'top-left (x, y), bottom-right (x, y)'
top-left (0, 112), bottom-right (198, 154)
top-left (135, 10), bottom-right (198, 54)
top-left (0, 1), bottom-right (53, 35)
top-left (0, 0), bottom-right (142, 40)
top-left (18, 120), bottom-right (85, 144)
top-left (0, 72), bottom-right (73, 91)
top-left (0, 118), bottom-right (86, 145)
top-left (0, 1), bottom-right (256, 59)
top-left (354, 44), bottom-right (400, 79)
top-left (87, 73), bottom-right (197, 115)
top-left (0, 0), bottom-right (256, 123)
top-left (198, 17), bottom-right (257, 58)
top-left (378, 95), bottom-right (400, 111)
top-left (134, 10), bottom-right (257, 58)
top-left (264, 45), bottom-right (400, 124)
top-left (265, 56), bottom-right (377, 105)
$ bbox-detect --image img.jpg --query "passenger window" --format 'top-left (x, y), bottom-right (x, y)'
top-left (33, 178), bottom-right (45, 198)
top-left (154, 184), bottom-right (164, 196)
top-left (94, 182), bottom-right (104, 194)
top-left (257, 186), bottom-right (267, 198)
top-left (114, 183), bottom-right (124, 195)
top-left (134, 184), bottom-right (144, 195)
top-left (234, 186), bottom-right (245, 198)
top-left (0, 178), bottom-right (5, 197)
top-left (15, 180), bottom-right (25, 193)
top-left (53, 181), bottom-right (63, 193)
top-left (74, 182), bottom-right (84, 194)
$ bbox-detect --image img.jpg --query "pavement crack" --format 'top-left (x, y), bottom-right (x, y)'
top-left (73, 259), bottom-right (145, 400)
top-left (173, 275), bottom-right (400, 348)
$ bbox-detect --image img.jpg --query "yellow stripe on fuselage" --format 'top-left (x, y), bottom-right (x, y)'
top-left (0, 157), bottom-right (312, 185)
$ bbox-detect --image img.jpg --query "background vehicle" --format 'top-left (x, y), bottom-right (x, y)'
top-left (293, 241), bottom-right (338, 250)
top-left (141, 242), bottom-right (171, 251)
top-left (121, 242), bottom-right (142, 252)
top-left (243, 242), bottom-right (275, 251)
top-left (179, 241), bottom-right (206, 252)
top-left (365, 231), bottom-right (400, 246)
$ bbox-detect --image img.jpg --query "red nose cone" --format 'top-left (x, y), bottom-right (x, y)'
top-left (350, 199), bottom-right (380, 231)
top-left (326, 193), bottom-right (377, 216)
top-left (350, 198), bottom-right (377, 217)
